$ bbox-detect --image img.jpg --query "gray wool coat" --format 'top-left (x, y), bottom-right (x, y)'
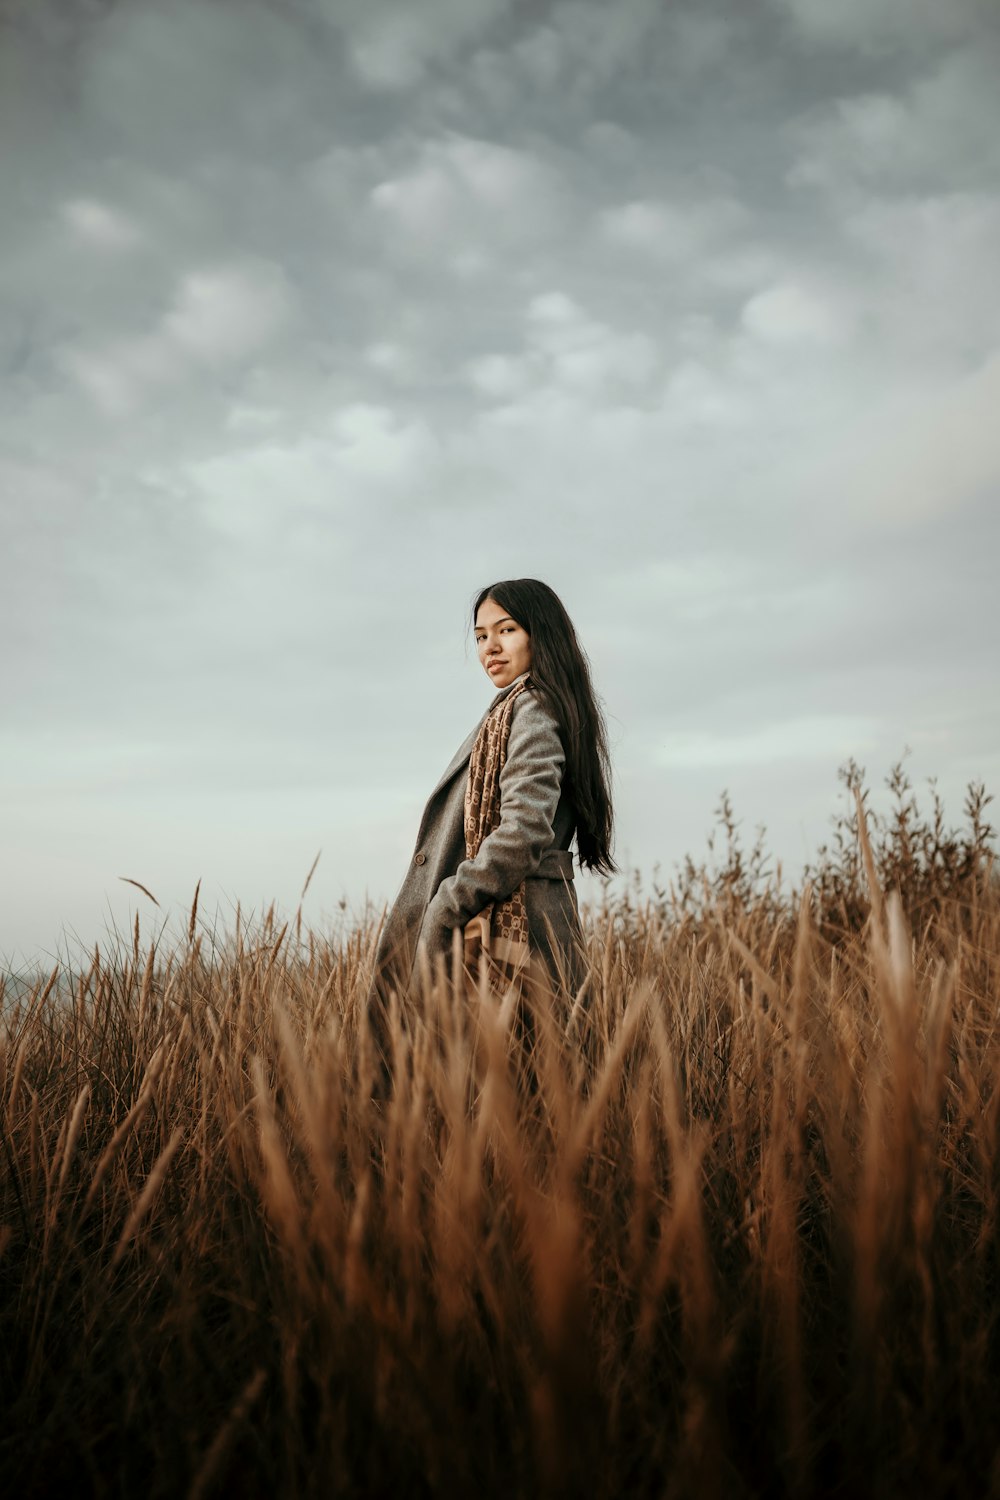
top-left (370, 673), bottom-right (584, 1000)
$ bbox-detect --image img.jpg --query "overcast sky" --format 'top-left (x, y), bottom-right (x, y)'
top-left (2, 0), bottom-right (999, 969)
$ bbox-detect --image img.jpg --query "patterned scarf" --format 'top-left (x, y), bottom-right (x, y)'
top-left (463, 675), bottom-right (532, 995)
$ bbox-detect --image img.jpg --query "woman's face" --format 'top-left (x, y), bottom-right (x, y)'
top-left (474, 597), bottom-right (532, 689)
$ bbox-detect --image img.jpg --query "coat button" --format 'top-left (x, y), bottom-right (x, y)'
top-left (414, 851), bottom-right (426, 865)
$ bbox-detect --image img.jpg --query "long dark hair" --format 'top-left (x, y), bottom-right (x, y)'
top-left (471, 578), bottom-right (616, 875)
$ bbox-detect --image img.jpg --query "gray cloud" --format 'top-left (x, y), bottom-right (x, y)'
top-left (770, 0), bottom-right (989, 54)
top-left (2, 0), bottom-right (999, 963)
top-left (319, 0), bottom-right (514, 89)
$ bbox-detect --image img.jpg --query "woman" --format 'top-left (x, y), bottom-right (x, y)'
top-left (369, 579), bottom-right (615, 1036)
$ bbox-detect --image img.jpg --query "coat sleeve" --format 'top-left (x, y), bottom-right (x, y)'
top-left (418, 689), bottom-right (565, 952)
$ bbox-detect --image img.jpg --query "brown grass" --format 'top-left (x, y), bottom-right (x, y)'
top-left (1, 765), bottom-right (998, 1498)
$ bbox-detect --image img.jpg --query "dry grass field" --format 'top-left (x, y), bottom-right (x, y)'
top-left (2, 764), bottom-right (998, 1498)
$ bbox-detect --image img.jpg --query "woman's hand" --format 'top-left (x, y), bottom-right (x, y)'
top-left (417, 913), bottom-right (453, 959)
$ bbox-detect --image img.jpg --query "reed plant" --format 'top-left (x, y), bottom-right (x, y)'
top-left (1, 764), bottom-right (997, 1498)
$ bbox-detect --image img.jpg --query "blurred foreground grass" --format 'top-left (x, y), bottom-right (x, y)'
top-left (2, 761), bottom-right (998, 1498)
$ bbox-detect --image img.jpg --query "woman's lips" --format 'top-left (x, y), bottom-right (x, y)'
top-left (488, 661), bottom-right (507, 672)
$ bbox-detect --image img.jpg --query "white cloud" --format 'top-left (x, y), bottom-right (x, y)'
top-left (56, 338), bottom-right (173, 416)
top-left (371, 162), bottom-right (452, 238)
top-left (601, 196), bottom-right (746, 259)
top-left (553, 336), bottom-right (657, 392)
top-left (57, 258), bottom-right (296, 414)
top-left (662, 361), bottom-right (747, 428)
top-left (848, 190), bottom-right (1000, 268)
top-left (371, 134), bottom-right (569, 250)
top-left (164, 261), bottom-right (295, 364)
top-left (789, 51), bottom-right (1000, 192)
top-left (533, 305), bottom-right (657, 391)
top-left (464, 292), bottom-right (661, 406)
top-left (329, 402), bottom-right (438, 483)
top-left (466, 354), bottom-right (530, 399)
top-left (189, 403), bottom-right (440, 540)
top-left (366, 342), bottom-right (415, 378)
top-left (62, 198), bottom-right (144, 251)
top-left (325, 0), bottom-right (512, 88)
top-left (790, 93), bottom-right (912, 189)
top-left (741, 282), bottom-right (847, 345)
